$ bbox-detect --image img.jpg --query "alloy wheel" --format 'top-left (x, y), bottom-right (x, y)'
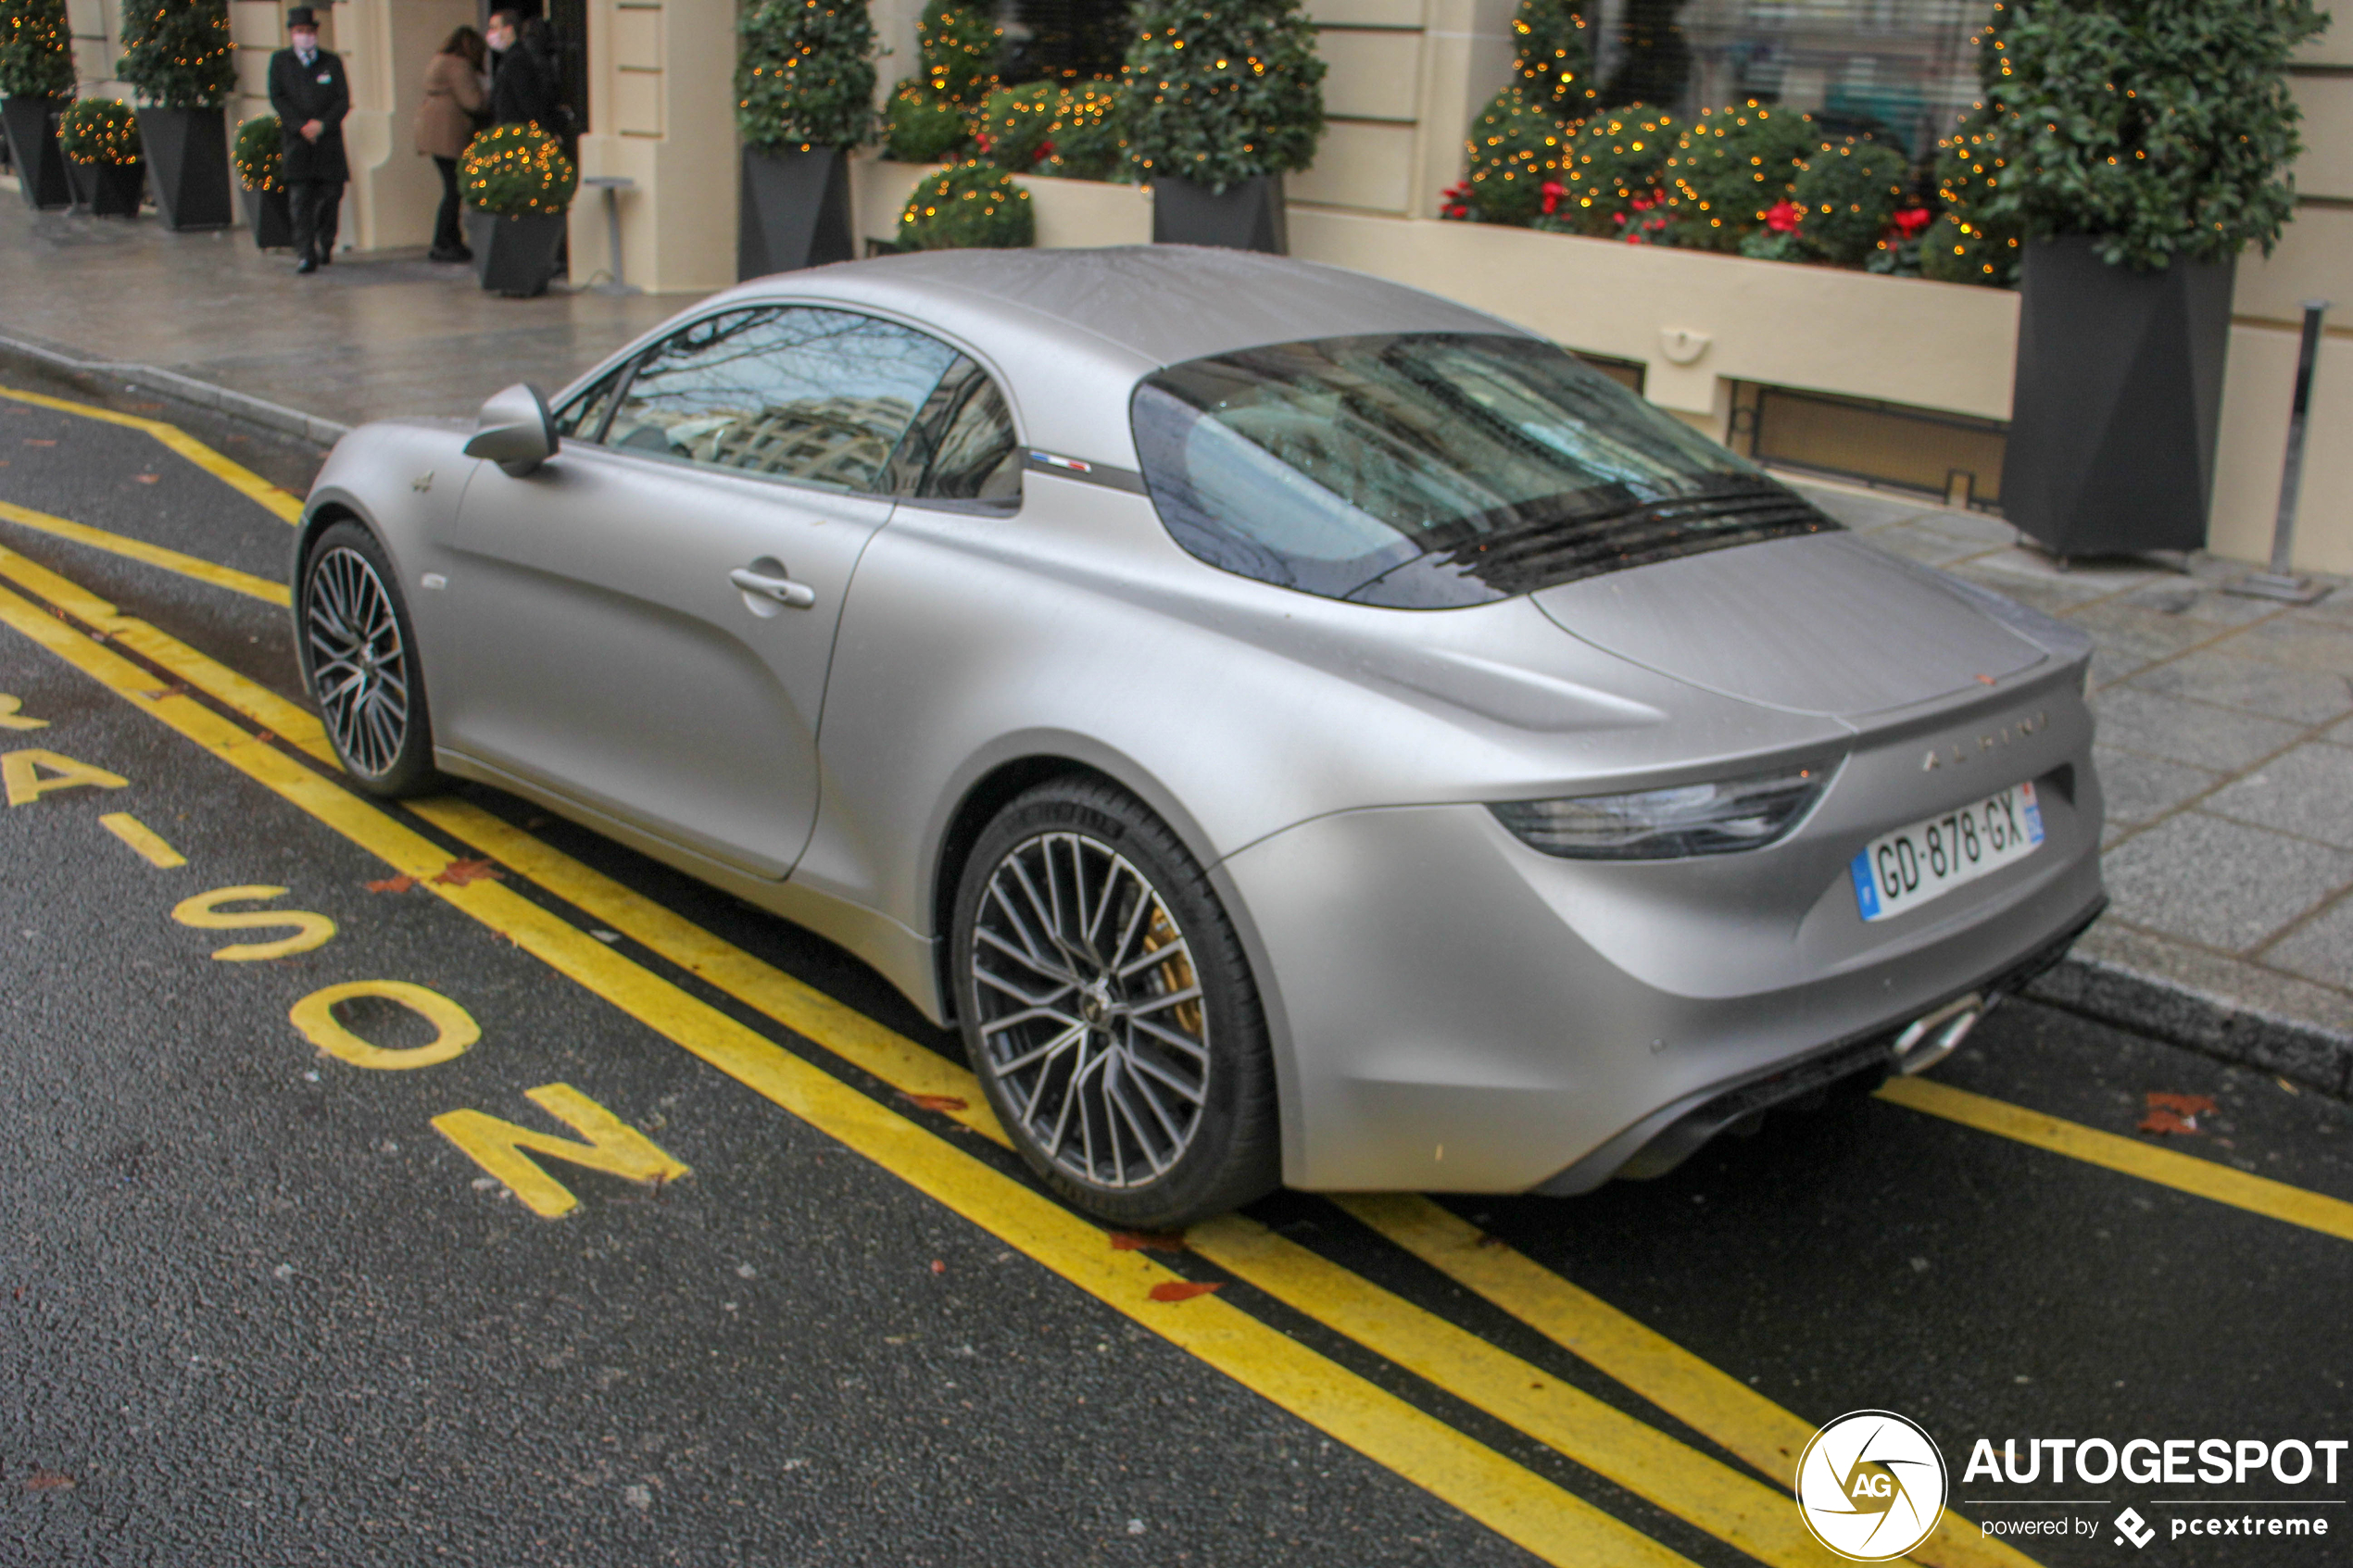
top-left (968, 830), bottom-right (1211, 1190)
top-left (305, 545), bottom-right (412, 779)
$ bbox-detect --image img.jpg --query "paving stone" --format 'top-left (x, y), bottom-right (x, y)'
top-left (1859, 523), bottom-right (1983, 569)
top-left (2120, 583), bottom-right (2293, 627)
top-left (2208, 613), bottom-right (2353, 674)
top-left (2200, 744), bottom-right (2353, 848)
top-left (1946, 563), bottom-right (2112, 621)
top-left (2102, 810), bottom-right (2353, 953)
top-left (2093, 745), bottom-right (2224, 826)
top-left (2123, 649), bottom-right (2353, 725)
top-left (2090, 685), bottom-right (2305, 771)
top-left (2260, 897), bottom-right (2353, 989)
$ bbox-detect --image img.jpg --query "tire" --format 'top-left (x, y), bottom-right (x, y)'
top-left (297, 520), bottom-right (443, 797)
top-left (951, 777), bottom-right (1281, 1229)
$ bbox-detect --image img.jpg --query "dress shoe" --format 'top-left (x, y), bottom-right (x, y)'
top-left (427, 244), bottom-right (472, 263)
top-left (316, 245), bottom-right (333, 266)
top-left (296, 254), bottom-right (318, 274)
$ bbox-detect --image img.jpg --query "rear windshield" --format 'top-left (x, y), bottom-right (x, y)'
top-left (1130, 332), bottom-right (1836, 608)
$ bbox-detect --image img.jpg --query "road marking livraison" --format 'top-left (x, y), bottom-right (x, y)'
top-left (0, 383), bottom-right (305, 522)
top-left (0, 497), bottom-right (289, 605)
top-left (0, 558), bottom-right (1692, 1568)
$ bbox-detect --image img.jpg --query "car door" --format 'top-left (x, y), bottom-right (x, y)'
top-left (441, 304), bottom-right (961, 878)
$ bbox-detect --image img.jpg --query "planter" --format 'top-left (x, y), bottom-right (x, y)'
top-left (2004, 236), bottom-right (2235, 558)
top-left (738, 145), bottom-right (853, 279)
top-left (74, 159), bottom-right (145, 218)
top-left (238, 181), bottom-right (292, 249)
top-left (464, 207), bottom-right (567, 297)
top-left (135, 107), bottom-right (234, 231)
top-left (1151, 173), bottom-right (1286, 254)
top-left (1, 96), bottom-right (72, 210)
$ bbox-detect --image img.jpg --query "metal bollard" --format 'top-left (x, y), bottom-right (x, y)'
top-left (2228, 298), bottom-right (2332, 602)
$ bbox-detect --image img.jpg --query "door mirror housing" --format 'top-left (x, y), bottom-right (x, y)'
top-left (463, 383), bottom-right (558, 475)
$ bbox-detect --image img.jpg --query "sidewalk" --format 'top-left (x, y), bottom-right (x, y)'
top-left (4, 190), bottom-right (2349, 1094)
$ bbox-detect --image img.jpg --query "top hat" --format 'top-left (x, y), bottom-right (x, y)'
top-left (285, 6), bottom-right (320, 28)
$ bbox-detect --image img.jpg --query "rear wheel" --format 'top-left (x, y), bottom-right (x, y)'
top-left (951, 777), bottom-right (1280, 1228)
top-left (299, 521), bottom-right (441, 797)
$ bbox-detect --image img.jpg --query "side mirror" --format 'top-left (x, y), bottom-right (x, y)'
top-left (463, 383), bottom-right (557, 475)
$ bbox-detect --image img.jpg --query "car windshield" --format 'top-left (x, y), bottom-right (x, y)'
top-left (1130, 332), bottom-right (1837, 608)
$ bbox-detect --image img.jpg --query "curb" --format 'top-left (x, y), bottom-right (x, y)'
top-left (2027, 954), bottom-right (2353, 1099)
top-left (0, 330), bottom-right (352, 447)
top-left (1, 337), bottom-right (2346, 1102)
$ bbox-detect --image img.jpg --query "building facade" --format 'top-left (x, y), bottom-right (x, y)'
top-left (46, 0), bottom-right (2353, 573)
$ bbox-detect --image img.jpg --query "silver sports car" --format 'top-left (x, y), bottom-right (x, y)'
top-left (293, 246), bottom-right (2104, 1226)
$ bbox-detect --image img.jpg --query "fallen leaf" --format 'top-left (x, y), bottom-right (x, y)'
top-left (431, 858), bottom-right (504, 886)
top-left (132, 473), bottom-right (158, 484)
top-left (1974, 673), bottom-right (1996, 684)
top-left (1148, 1281), bottom-right (1223, 1303)
top-left (1108, 1230), bottom-right (1188, 1253)
top-left (2146, 1091), bottom-right (2216, 1117)
top-left (2138, 1108), bottom-right (2199, 1135)
top-left (1474, 1235), bottom-right (1506, 1249)
top-left (929, 1260), bottom-right (947, 1274)
top-left (365, 874), bottom-right (416, 894)
top-left (22, 438), bottom-right (56, 447)
top-left (252, 731), bottom-right (272, 743)
top-left (900, 1092), bottom-right (968, 1114)
top-left (25, 1467), bottom-right (73, 1490)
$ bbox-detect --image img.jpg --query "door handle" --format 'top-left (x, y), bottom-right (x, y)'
top-left (728, 567), bottom-right (817, 610)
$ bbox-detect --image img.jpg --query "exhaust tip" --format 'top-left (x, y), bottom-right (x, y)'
top-left (1893, 992), bottom-right (1984, 1076)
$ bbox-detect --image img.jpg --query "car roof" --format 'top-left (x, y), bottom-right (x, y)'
top-left (698, 246), bottom-right (1530, 468)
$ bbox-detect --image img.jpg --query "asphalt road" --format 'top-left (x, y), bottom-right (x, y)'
top-left (2, 373), bottom-right (2347, 1568)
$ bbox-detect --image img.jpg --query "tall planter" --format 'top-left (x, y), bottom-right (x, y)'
top-left (464, 207), bottom-right (567, 297)
top-left (2003, 237), bottom-right (2234, 558)
top-left (1, 96), bottom-right (71, 210)
top-left (737, 145), bottom-right (853, 279)
top-left (135, 106), bottom-right (233, 230)
top-left (237, 179), bottom-right (290, 248)
top-left (72, 158), bottom-right (145, 217)
top-left (1151, 173), bottom-right (1286, 254)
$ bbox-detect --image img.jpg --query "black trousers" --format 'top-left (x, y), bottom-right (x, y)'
top-left (289, 178), bottom-right (343, 261)
top-left (431, 156), bottom-right (464, 254)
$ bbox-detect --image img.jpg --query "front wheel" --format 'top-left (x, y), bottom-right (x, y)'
top-left (951, 778), bottom-right (1281, 1229)
top-left (298, 520), bottom-right (442, 797)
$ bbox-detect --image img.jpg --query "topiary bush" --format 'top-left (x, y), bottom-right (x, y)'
top-left (1922, 102), bottom-right (2021, 285)
top-left (1975, 0), bottom-right (2327, 270)
top-left (882, 0), bottom-right (998, 162)
top-left (897, 157), bottom-right (1033, 248)
top-left (116, 0), bottom-right (234, 109)
top-left (233, 112), bottom-right (282, 191)
top-left (1786, 137), bottom-right (1912, 267)
top-left (57, 97), bottom-right (140, 164)
top-left (1542, 103), bottom-right (1673, 236)
top-left (1508, 0), bottom-right (1594, 118)
top-left (735, 0), bottom-right (876, 153)
top-left (975, 80), bottom-right (1055, 169)
top-left (1657, 100), bottom-right (1813, 250)
top-left (461, 122), bottom-right (576, 217)
top-left (1122, 0), bottom-right (1326, 190)
top-left (886, 80), bottom-right (969, 162)
top-left (1454, 86), bottom-right (1573, 225)
top-left (0, 0), bottom-right (76, 99)
top-left (1038, 80), bottom-right (1126, 179)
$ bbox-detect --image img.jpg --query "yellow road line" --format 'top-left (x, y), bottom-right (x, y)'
top-left (98, 810), bottom-right (187, 868)
top-left (1189, 1210), bottom-right (1850, 1568)
top-left (1879, 1074), bottom-right (2353, 1244)
top-left (0, 383), bottom-right (306, 522)
top-left (1338, 1195), bottom-right (2029, 1568)
top-left (0, 565), bottom-right (1690, 1568)
top-left (0, 498), bottom-right (289, 605)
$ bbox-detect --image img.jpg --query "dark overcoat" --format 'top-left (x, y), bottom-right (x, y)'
top-left (269, 46), bottom-right (351, 183)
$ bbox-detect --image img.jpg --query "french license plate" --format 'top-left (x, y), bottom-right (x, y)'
top-left (1850, 782), bottom-right (2044, 922)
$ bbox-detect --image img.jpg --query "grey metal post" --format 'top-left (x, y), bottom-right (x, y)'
top-left (2229, 298), bottom-right (2331, 602)
top-left (580, 175), bottom-right (640, 297)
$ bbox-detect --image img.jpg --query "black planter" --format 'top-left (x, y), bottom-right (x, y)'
top-left (238, 181), bottom-right (292, 249)
top-left (465, 207), bottom-right (568, 297)
top-left (77, 159), bottom-right (145, 218)
top-left (136, 106), bottom-right (234, 231)
top-left (1, 96), bottom-right (72, 210)
top-left (737, 145), bottom-right (852, 279)
top-left (1151, 173), bottom-right (1287, 254)
top-left (2004, 236), bottom-right (2235, 558)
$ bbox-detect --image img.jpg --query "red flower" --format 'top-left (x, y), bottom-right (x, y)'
top-left (1539, 179), bottom-right (1565, 215)
top-left (1890, 206), bottom-right (1932, 239)
top-left (1037, 139), bottom-right (1055, 163)
top-left (1763, 199), bottom-right (1804, 233)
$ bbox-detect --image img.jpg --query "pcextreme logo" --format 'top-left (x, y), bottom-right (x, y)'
top-left (1794, 1410), bottom-right (1950, 1562)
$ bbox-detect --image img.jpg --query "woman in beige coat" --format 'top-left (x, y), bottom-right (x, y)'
top-left (416, 26), bottom-right (488, 261)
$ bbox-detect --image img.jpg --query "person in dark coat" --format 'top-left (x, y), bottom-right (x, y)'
top-left (268, 6), bottom-right (350, 274)
top-left (490, 14), bottom-right (565, 136)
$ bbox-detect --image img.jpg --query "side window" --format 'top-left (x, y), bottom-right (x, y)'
top-left (599, 306), bottom-right (960, 492)
top-left (881, 356), bottom-right (1023, 507)
top-left (552, 362), bottom-right (629, 442)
